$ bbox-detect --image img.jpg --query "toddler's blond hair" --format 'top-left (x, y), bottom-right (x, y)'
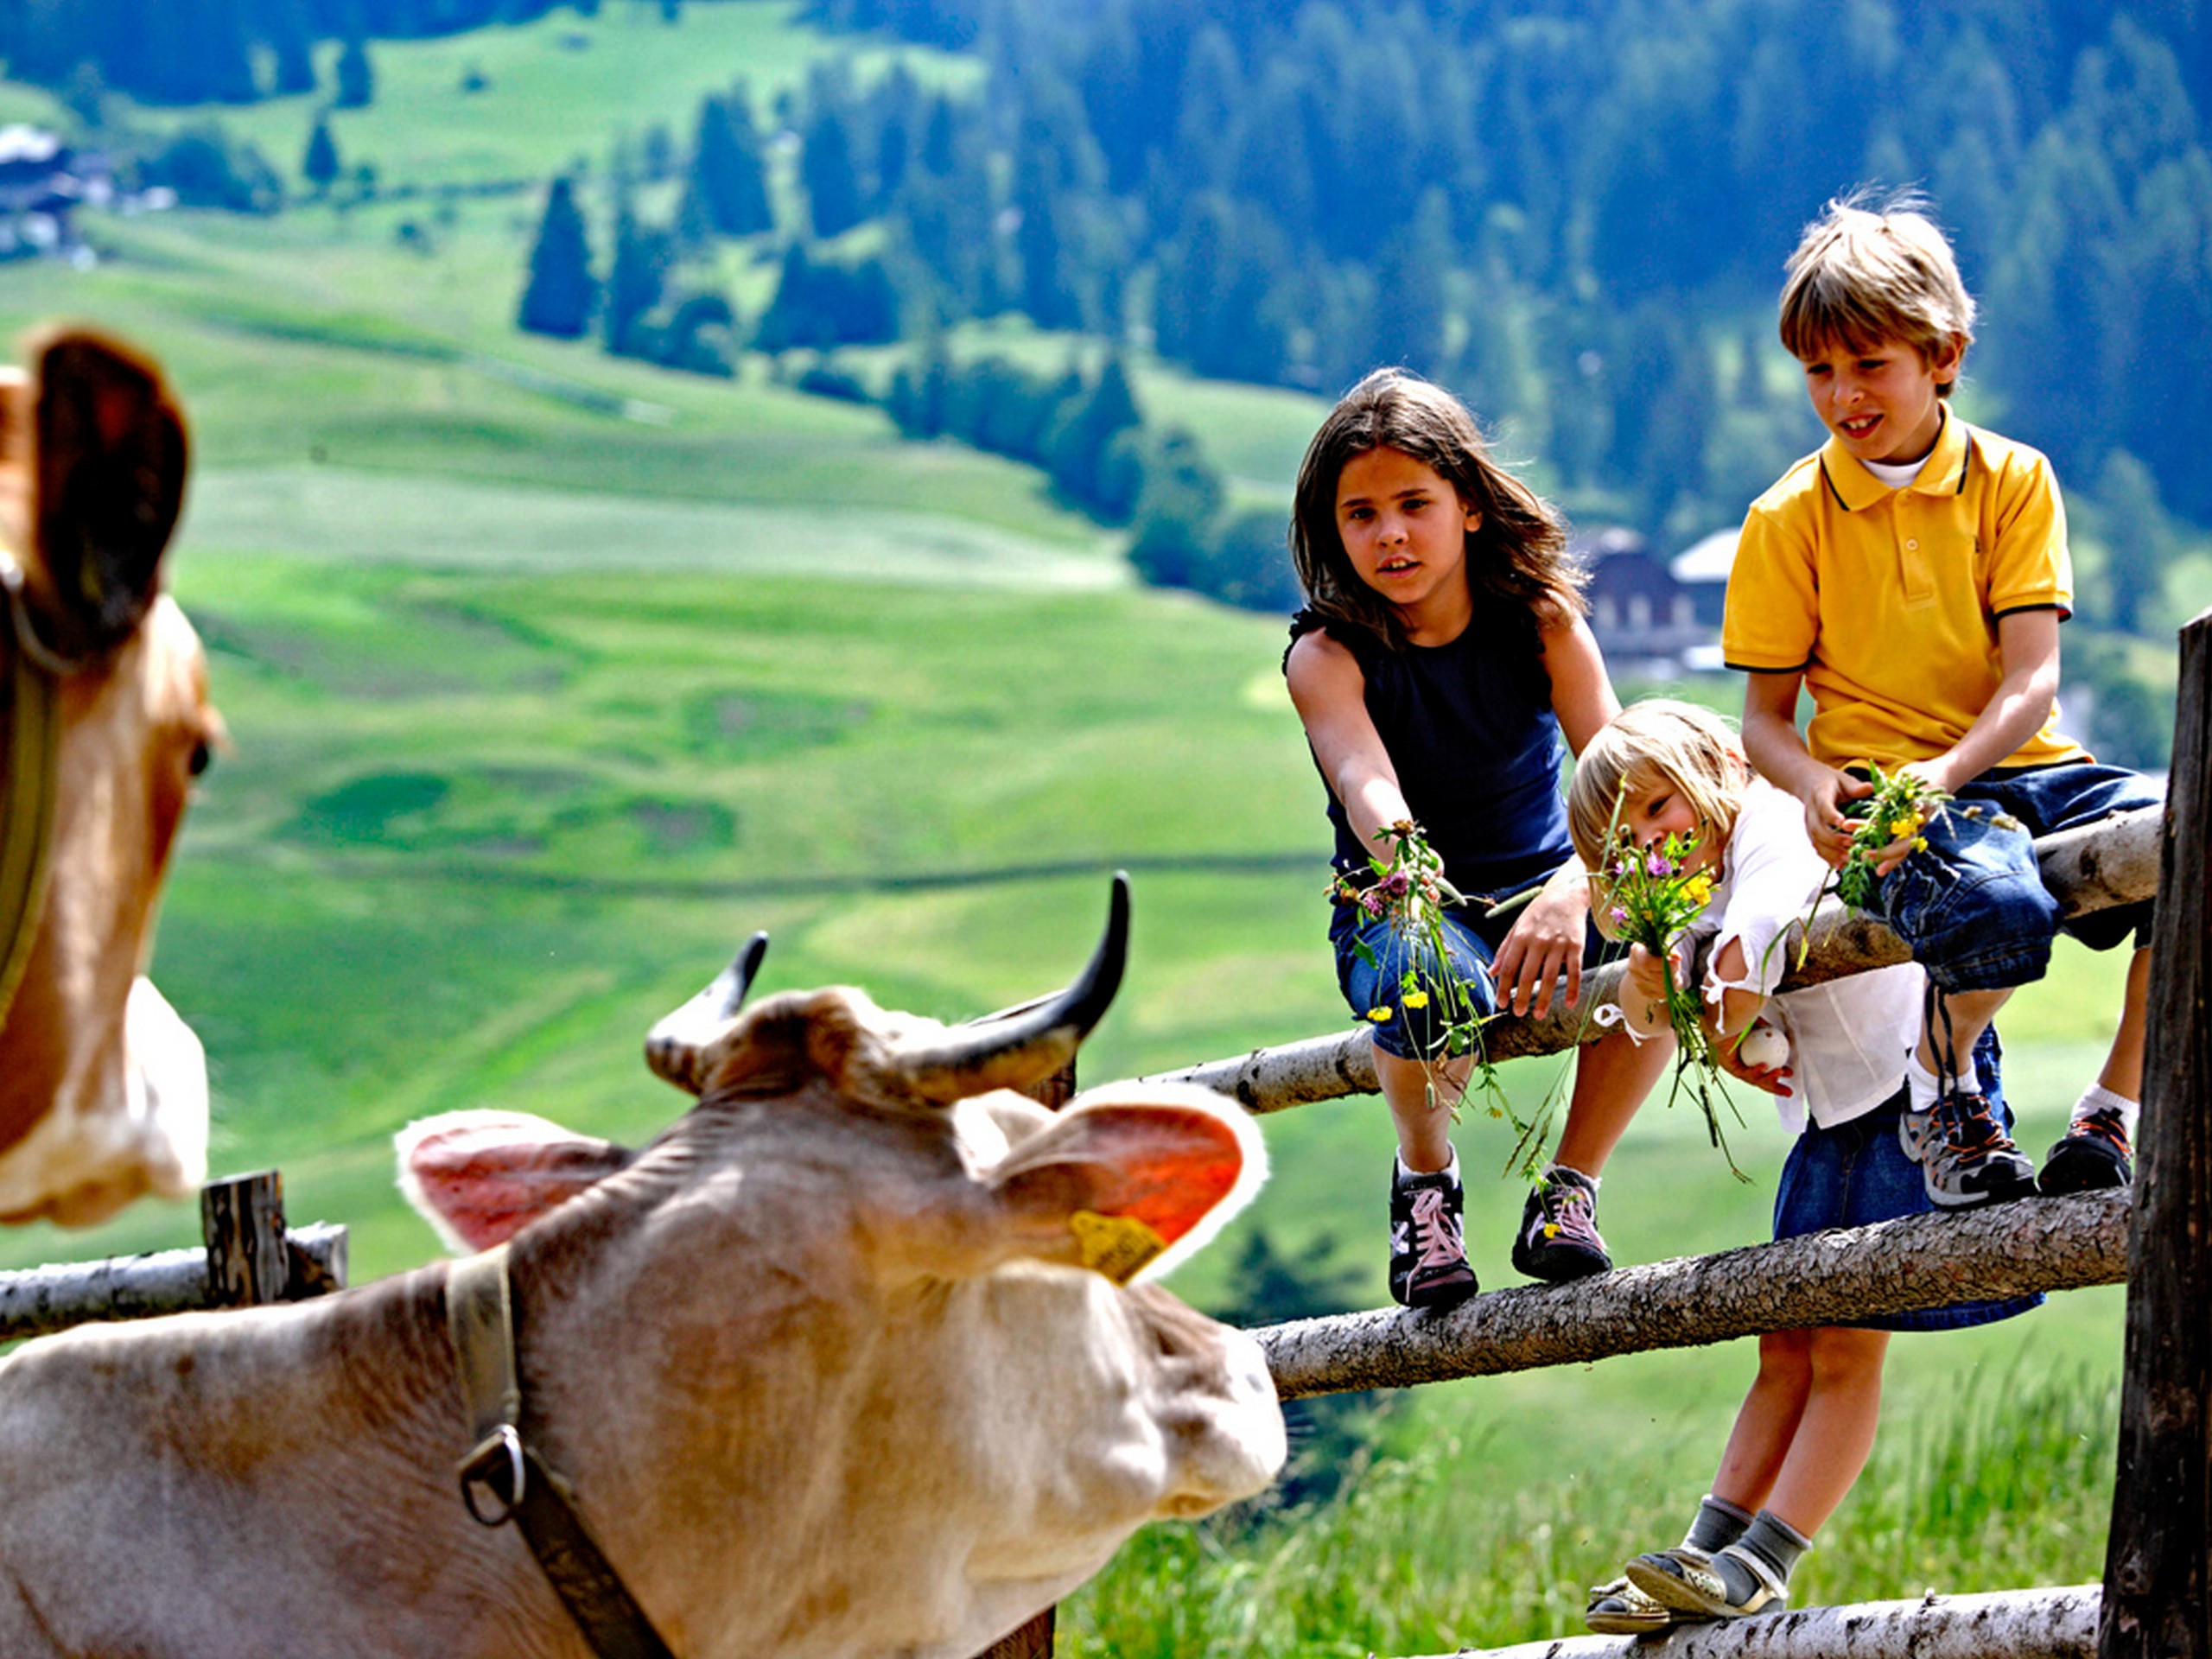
top-left (1568, 700), bottom-right (1747, 879)
top-left (1778, 190), bottom-right (1976, 394)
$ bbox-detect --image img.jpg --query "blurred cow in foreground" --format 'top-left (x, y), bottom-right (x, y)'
top-left (0, 882), bottom-right (1286, 1658)
top-left (0, 327), bottom-right (215, 1226)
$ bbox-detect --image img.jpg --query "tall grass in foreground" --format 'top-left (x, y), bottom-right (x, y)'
top-left (1064, 1360), bottom-right (2118, 1656)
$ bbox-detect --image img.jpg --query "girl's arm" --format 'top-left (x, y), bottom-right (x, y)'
top-left (1701, 936), bottom-right (1791, 1094)
top-left (1284, 630), bottom-right (1410, 855)
top-left (1488, 613), bottom-right (1620, 1016)
top-left (1540, 613), bottom-right (1621, 754)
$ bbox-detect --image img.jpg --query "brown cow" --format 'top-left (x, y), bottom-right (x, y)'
top-left (0, 327), bottom-right (218, 1225)
top-left (0, 888), bottom-right (1287, 1656)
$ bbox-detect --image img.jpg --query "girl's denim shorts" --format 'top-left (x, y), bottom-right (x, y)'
top-left (1328, 864), bottom-right (1616, 1061)
top-left (1773, 1027), bottom-right (2040, 1332)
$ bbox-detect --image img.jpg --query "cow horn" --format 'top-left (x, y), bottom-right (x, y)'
top-left (894, 873), bottom-right (1128, 1104)
top-left (645, 931), bottom-right (770, 1092)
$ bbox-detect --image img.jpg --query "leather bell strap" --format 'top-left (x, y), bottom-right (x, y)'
top-left (446, 1247), bottom-right (677, 1659)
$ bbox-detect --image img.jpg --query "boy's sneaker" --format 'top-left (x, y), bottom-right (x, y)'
top-left (1389, 1162), bottom-right (1478, 1308)
top-left (1923, 1090), bottom-right (2037, 1209)
top-left (1511, 1166), bottom-right (1611, 1282)
top-left (2037, 1105), bottom-right (2133, 1196)
top-left (1896, 1090), bottom-right (1937, 1165)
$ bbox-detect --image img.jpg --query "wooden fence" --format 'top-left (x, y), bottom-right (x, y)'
top-left (0, 1168), bottom-right (347, 1344)
top-left (988, 606), bottom-right (2208, 1659)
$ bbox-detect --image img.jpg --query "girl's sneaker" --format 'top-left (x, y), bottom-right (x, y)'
top-left (1510, 1166), bottom-right (1611, 1281)
top-left (2038, 1104), bottom-right (2133, 1194)
top-left (1388, 1161), bottom-right (1478, 1307)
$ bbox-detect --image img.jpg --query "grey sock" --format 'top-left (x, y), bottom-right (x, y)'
top-left (1682, 1493), bottom-right (1753, 1554)
top-left (1716, 1510), bottom-right (1811, 1603)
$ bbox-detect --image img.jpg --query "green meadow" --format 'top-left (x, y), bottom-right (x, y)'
top-left (0, 5), bottom-right (2150, 1648)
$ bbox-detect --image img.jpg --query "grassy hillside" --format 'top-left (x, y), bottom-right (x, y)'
top-left (0, 6), bottom-right (2153, 1644)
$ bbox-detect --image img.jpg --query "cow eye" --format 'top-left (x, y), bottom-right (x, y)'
top-left (188, 741), bottom-right (213, 778)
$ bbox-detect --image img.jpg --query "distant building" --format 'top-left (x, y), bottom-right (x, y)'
top-left (1574, 525), bottom-right (1713, 672)
top-left (1670, 527), bottom-right (1737, 627)
top-left (0, 125), bottom-right (94, 264)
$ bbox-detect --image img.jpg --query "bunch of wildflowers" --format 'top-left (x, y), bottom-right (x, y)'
top-left (1830, 763), bottom-right (1948, 909)
top-left (1330, 820), bottom-right (1548, 1173)
top-left (1593, 819), bottom-right (1746, 1176)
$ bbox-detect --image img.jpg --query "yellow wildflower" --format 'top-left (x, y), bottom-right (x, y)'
top-left (1367, 1006), bottom-right (1393, 1022)
top-left (1914, 836), bottom-right (1929, 852)
top-left (1401, 988), bottom-right (1431, 1010)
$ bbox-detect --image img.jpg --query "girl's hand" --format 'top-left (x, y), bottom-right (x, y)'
top-left (1615, 943), bottom-right (1674, 1039)
top-left (1623, 941), bottom-right (1673, 1001)
top-left (1796, 767), bottom-right (1871, 869)
top-left (1712, 1015), bottom-right (1794, 1096)
top-left (1492, 877), bottom-right (1588, 1018)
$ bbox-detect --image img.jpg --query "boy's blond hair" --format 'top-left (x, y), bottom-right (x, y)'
top-left (1567, 700), bottom-right (1747, 877)
top-left (1778, 190), bottom-right (1977, 394)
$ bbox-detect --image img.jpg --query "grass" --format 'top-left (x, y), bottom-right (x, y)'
top-left (1065, 1356), bottom-right (2119, 1655)
top-left (121, 1), bottom-right (981, 195)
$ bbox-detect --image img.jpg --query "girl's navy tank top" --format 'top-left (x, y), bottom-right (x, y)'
top-left (1291, 606), bottom-right (1573, 902)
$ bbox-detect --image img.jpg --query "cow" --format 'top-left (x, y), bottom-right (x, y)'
top-left (0, 882), bottom-right (1287, 1658)
top-left (0, 326), bottom-right (216, 1227)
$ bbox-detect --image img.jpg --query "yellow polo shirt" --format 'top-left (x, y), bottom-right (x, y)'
top-left (1722, 410), bottom-right (2085, 770)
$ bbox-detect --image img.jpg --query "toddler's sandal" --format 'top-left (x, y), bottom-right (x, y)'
top-left (1627, 1542), bottom-right (1788, 1619)
top-left (1585, 1573), bottom-right (1681, 1635)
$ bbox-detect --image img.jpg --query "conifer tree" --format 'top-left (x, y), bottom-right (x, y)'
top-left (334, 35), bottom-right (374, 110)
top-left (518, 176), bottom-right (598, 339)
top-left (302, 116), bottom-right (341, 196)
top-left (602, 201), bottom-right (672, 357)
top-left (800, 105), bottom-right (865, 239)
top-left (690, 90), bottom-right (775, 238)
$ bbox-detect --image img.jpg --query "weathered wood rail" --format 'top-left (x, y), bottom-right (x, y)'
top-left (1259, 1191), bottom-right (2126, 1399)
top-left (0, 1169), bottom-right (347, 1344)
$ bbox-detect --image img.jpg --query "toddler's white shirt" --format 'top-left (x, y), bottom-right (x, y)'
top-left (1685, 778), bottom-right (1921, 1135)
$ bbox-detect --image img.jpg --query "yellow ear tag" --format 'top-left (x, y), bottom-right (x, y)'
top-left (1070, 1211), bottom-right (1167, 1284)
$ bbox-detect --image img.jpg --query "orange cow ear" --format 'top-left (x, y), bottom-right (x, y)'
top-left (29, 328), bottom-right (188, 655)
top-left (396, 1111), bottom-right (637, 1253)
top-left (985, 1085), bottom-right (1267, 1284)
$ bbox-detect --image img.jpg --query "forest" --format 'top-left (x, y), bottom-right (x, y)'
top-left (7, 0), bottom-right (2203, 760)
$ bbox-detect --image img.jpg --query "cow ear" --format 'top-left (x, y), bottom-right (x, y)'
top-left (26, 328), bottom-right (188, 655)
top-left (396, 1110), bottom-right (637, 1254)
top-left (982, 1084), bottom-right (1266, 1284)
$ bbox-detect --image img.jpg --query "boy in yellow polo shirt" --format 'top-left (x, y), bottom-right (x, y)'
top-left (1723, 191), bottom-right (2160, 1210)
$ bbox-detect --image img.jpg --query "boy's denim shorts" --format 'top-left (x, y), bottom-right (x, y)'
top-left (1773, 1027), bottom-right (2040, 1332)
top-left (1866, 761), bottom-right (2163, 995)
top-left (1329, 864), bottom-right (1617, 1061)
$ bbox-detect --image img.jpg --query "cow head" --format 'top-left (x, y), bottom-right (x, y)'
top-left (398, 880), bottom-right (1287, 1658)
top-left (0, 328), bottom-right (218, 1226)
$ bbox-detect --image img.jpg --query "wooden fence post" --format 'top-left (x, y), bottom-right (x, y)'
top-left (200, 1169), bottom-right (289, 1308)
top-left (2101, 607), bottom-right (2212, 1658)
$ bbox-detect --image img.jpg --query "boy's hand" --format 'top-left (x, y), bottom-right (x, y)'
top-left (1797, 768), bottom-right (1872, 869)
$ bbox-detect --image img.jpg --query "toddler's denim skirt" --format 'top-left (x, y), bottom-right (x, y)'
top-left (1772, 1028), bottom-right (2041, 1332)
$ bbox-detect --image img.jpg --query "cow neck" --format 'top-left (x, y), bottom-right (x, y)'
top-left (0, 550), bottom-right (62, 1028)
top-left (446, 1244), bottom-right (679, 1659)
